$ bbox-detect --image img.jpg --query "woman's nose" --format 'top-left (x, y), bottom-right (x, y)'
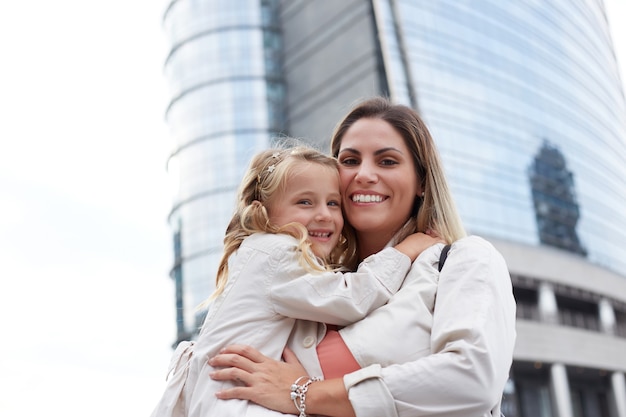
top-left (355, 162), bottom-right (378, 183)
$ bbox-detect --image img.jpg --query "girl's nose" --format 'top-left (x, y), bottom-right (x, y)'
top-left (315, 206), bottom-right (332, 221)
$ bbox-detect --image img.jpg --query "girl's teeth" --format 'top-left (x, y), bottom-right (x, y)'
top-left (310, 232), bottom-right (330, 237)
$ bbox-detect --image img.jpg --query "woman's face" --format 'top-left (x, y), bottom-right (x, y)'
top-left (336, 117), bottom-right (421, 239)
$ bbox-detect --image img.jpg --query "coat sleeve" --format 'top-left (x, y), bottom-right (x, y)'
top-left (343, 237), bottom-right (517, 417)
top-left (149, 341), bottom-right (195, 417)
top-left (269, 244), bottom-right (411, 326)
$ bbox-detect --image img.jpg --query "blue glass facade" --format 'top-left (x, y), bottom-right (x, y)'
top-left (376, 0), bottom-right (626, 274)
top-left (163, 0), bottom-right (284, 340)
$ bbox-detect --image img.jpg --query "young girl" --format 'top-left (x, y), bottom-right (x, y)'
top-left (150, 144), bottom-right (438, 417)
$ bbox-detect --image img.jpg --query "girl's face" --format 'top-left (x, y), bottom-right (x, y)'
top-left (267, 162), bottom-right (344, 259)
top-left (336, 118), bottom-right (421, 242)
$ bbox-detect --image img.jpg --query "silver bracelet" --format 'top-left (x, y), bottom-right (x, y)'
top-left (290, 376), bottom-right (321, 417)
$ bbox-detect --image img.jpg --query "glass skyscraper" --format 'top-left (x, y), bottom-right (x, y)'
top-left (162, 1), bottom-right (626, 415)
top-left (163, 0), bottom-right (286, 339)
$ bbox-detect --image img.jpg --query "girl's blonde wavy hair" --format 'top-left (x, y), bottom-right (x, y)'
top-left (208, 144), bottom-right (352, 301)
top-left (331, 97), bottom-right (466, 269)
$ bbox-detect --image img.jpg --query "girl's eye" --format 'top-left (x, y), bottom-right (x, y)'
top-left (297, 200), bottom-right (312, 205)
top-left (328, 200), bottom-right (341, 207)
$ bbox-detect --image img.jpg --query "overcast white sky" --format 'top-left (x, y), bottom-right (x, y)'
top-left (0, 2), bottom-right (624, 416)
top-left (0, 2), bottom-right (174, 416)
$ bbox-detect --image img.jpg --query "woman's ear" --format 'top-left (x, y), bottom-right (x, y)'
top-left (411, 194), bottom-right (423, 217)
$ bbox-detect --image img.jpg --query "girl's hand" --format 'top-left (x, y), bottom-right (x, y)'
top-left (209, 344), bottom-right (307, 414)
top-left (395, 232), bottom-right (445, 261)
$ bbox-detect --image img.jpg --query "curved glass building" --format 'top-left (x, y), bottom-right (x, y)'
top-left (162, 0), bottom-right (626, 415)
top-left (163, 0), bottom-right (285, 339)
top-left (388, 1), bottom-right (626, 273)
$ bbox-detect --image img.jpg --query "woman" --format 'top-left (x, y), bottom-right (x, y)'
top-left (209, 97), bottom-right (517, 417)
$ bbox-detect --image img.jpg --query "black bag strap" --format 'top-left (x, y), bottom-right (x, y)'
top-left (438, 244), bottom-right (451, 272)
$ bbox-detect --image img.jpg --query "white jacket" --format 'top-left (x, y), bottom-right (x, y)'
top-left (150, 232), bottom-right (412, 417)
top-left (340, 236), bottom-right (517, 417)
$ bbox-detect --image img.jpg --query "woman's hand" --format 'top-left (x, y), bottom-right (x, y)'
top-left (209, 344), bottom-right (307, 414)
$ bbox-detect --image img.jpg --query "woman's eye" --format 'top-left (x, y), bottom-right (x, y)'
top-left (340, 157), bottom-right (359, 166)
top-left (380, 158), bottom-right (398, 166)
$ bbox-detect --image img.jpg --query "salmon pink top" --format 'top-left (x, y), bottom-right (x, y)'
top-left (316, 325), bottom-right (361, 379)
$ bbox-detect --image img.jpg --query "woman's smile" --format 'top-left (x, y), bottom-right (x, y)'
top-left (349, 192), bottom-right (388, 203)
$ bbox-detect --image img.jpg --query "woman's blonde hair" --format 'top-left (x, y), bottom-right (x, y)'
top-left (209, 144), bottom-right (351, 300)
top-left (331, 97), bottom-right (466, 253)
